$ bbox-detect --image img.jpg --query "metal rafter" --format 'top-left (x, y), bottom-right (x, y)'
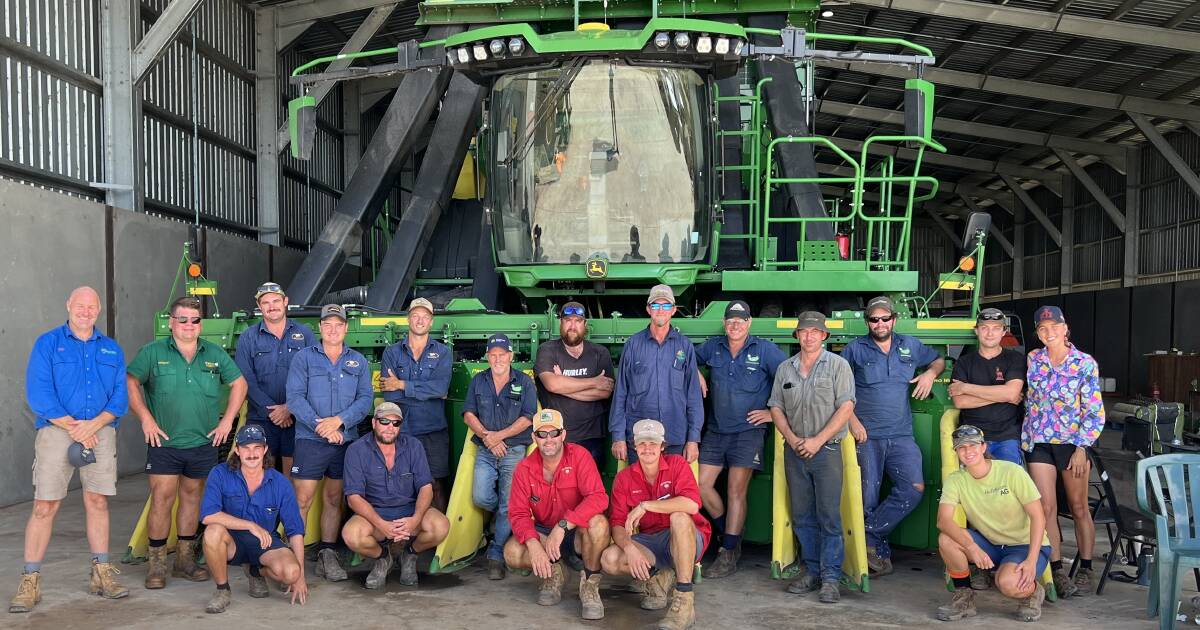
top-left (1128, 112), bottom-right (1200, 202)
top-left (132, 0), bottom-right (206, 82)
top-left (827, 137), bottom-right (1064, 189)
top-left (1000, 175), bottom-right (1061, 246)
top-left (1050, 148), bottom-right (1126, 233)
top-left (277, 0), bottom-right (400, 25)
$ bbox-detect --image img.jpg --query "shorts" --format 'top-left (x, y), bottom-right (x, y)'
top-left (986, 439), bottom-right (1024, 467)
top-left (632, 529), bottom-right (704, 570)
top-left (146, 444), bottom-right (218, 479)
top-left (246, 418), bottom-right (296, 458)
top-left (291, 439), bottom-right (347, 480)
top-left (228, 529), bottom-right (289, 567)
top-left (698, 429), bottom-right (765, 471)
top-left (535, 523), bottom-right (579, 560)
top-left (375, 505), bottom-right (417, 521)
top-left (414, 429), bottom-right (450, 479)
top-left (967, 529), bottom-right (1051, 576)
top-left (33, 425), bottom-right (118, 500)
top-left (1025, 443), bottom-right (1081, 471)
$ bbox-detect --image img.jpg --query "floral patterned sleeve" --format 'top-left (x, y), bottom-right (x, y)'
top-left (1076, 355), bottom-right (1105, 447)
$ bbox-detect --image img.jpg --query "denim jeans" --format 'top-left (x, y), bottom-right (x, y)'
top-left (985, 439), bottom-right (1024, 467)
top-left (783, 444), bottom-right (844, 583)
top-left (472, 446), bottom-right (525, 561)
top-left (860, 436), bottom-right (925, 559)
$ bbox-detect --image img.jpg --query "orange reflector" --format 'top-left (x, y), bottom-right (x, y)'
top-left (959, 256), bottom-right (976, 272)
top-left (187, 263), bottom-right (203, 278)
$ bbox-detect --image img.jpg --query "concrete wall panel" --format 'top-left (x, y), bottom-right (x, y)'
top-left (206, 231), bottom-right (270, 315)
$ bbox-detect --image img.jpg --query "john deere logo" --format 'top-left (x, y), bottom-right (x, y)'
top-left (585, 256), bottom-right (608, 279)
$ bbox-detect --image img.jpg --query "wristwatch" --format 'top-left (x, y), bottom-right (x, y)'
top-left (558, 518), bottom-right (571, 530)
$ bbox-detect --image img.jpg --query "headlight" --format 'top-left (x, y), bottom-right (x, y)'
top-left (456, 47), bottom-right (470, 64)
top-left (447, 50), bottom-right (458, 65)
top-left (696, 35), bottom-right (712, 54)
top-left (733, 39), bottom-right (745, 55)
top-left (489, 39), bottom-right (505, 56)
top-left (508, 38), bottom-right (525, 55)
top-left (715, 37), bottom-right (730, 55)
top-left (674, 32), bottom-right (690, 49)
top-left (654, 32), bottom-right (670, 49)
top-left (473, 44), bottom-right (488, 61)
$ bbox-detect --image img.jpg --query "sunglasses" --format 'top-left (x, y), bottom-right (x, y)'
top-left (866, 315), bottom-right (895, 324)
top-left (375, 417), bottom-right (402, 426)
top-left (562, 305), bottom-right (586, 318)
top-left (533, 428), bottom-right (565, 439)
top-left (977, 312), bottom-right (1005, 322)
top-left (952, 425), bottom-right (983, 440)
top-left (649, 303), bottom-right (673, 311)
top-left (173, 316), bottom-right (202, 324)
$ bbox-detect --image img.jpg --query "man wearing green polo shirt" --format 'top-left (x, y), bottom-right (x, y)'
top-left (127, 297), bottom-right (247, 590)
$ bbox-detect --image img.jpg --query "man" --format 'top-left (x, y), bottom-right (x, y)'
top-left (463, 333), bottom-right (537, 580)
top-left (936, 425), bottom-right (1049, 623)
top-left (694, 299), bottom-right (786, 578)
top-left (768, 312), bottom-right (855, 603)
top-left (505, 409), bottom-right (610, 620)
top-left (12, 287), bottom-right (129, 613)
top-left (948, 308), bottom-right (1025, 467)
top-left (285, 303), bottom-right (374, 582)
top-left (379, 298), bottom-right (453, 510)
top-left (535, 302), bottom-right (615, 469)
top-left (601, 419), bottom-right (711, 630)
top-left (610, 285), bottom-right (703, 463)
top-left (128, 296), bottom-right (248, 589)
top-left (841, 295), bottom-right (944, 577)
top-left (235, 282), bottom-right (315, 478)
top-left (341, 402), bottom-right (450, 589)
top-left (199, 424), bottom-right (308, 613)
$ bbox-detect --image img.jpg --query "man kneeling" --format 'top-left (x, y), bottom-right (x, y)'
top-left (341, 403), bottom-right (450, 589)
top-left (602, 419), bottom-right (711, 630)
top-left (505, 410), bottom-right (610, 619)
top-left (200, 425), bottom-right (307, 613)
top-left (937, 425), bottom-right (1049, 623)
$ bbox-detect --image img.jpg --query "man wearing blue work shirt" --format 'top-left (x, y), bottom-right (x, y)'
top-left (200, 424), bottom-right (308, 613)
top-left (463, 333), bottom-right (537, 580)
top-left (235, 282), bottom-right (315, 478)
top-left (609, 284), bottom-right (704, 463)
top-left (694, 300), bottom-right (787, 578)
top-left (841, 295), bottom-right (944, 578)
top-left (285, 303), bottom-right (374, 583)
top-left (379, 297), bottom-right (453, 510)
top-left (14, 286), bottom-right (129, 613)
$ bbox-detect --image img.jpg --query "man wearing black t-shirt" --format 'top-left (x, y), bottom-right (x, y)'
top-left (949, 308), bottom-right (1026, 466)
top-left (535, 302), bottom-right (615, 469)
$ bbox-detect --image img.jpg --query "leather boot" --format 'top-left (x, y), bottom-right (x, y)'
top-left (145, 545), bottom-right (169, 589)
top-left (173, 540), bottom-right (210, 582)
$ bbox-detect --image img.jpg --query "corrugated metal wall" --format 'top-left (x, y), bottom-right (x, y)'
top-left (1141, 129), bottom-right (1200, 281)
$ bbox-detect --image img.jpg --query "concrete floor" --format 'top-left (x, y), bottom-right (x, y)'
top-left (0, 475), bottom-right (1184, 630)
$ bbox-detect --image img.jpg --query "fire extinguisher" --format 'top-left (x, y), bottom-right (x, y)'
top-left (836, 232), bottom-right (850, 260)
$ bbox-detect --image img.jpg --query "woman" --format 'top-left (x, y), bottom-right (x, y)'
top-left (1022, 305), bottom-right (1105, 597)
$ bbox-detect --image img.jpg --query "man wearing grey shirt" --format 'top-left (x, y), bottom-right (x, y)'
top-left (768, 311), bottom-right (856, 604)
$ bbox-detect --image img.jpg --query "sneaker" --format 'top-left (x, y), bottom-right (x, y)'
top-left (969, 566), bottom-right (991, 590)
top-left (364, 547), bottom-right (394, 590)
top-left (488, 558), bottom-right (506, 581)
top-left (398, 548), bottom-right (419, 586)
top-left (90, 562), bottom-right (130, 599)
top-left (205, 587), bottom-right (232, 614)
top-left (1017, 582), bottom-right (1045, 622)
top-left (936, 587), bottom-right (978, 621)
top-left (641, 569), bottom-right (675, 611)
top-left (1052, 567), bottom-right (1078, 598)
top-left (315, 548), bottom-right (348, 582)
top-left (579, 572), bottom-right (604, 620)
top-left (9, 572), bottom-right (41, 613)
top-left (1073, 566), bottom-right (1093, 595)
top-left (704, 545), bottom-right (741, 579)
top-left (787, 574), bottom-right (820, 594)
top-left (818, 581), bottom-right (840, 604)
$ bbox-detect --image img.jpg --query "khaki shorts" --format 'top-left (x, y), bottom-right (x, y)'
top-left (33, 425), bottom-right (118, 500)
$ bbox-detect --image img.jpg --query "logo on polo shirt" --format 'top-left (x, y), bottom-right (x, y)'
top-left (675, 350), bottom-right (685, 362)
top-left (205, 361), bottom-right (219, 369)
top-left (899, 347), bottom-right (911, 357)
top-left (57, 347), bottom-right (65, 352)
top-left (345, 360), bottom-right (360, 368)
top-left (428, 352), bottom-right (440, 359)
top-left (511, 385), bottom-right (523, 394)
top-left (291, 332), bottom-right (306, 340)
top-left (747, 354), bottom-right (760, 364)
top-left (562, 466), bottom-right (573, 475)
top-left (100, 347), bottom-right (117, 355)
top-left (995, 367), bottom-right (1004, 382)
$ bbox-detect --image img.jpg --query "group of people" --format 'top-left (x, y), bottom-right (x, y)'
top-left (13, 282), bottom-right (1105, 627)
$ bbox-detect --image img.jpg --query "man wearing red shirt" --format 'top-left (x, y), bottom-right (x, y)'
top-left (505, 409), bottom-right (610, 620)
top-left (601, 419), bottom-right (710, 630)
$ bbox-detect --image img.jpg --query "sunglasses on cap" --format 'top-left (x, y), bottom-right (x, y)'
top-left (951, 425), bottom-right (984, 440)
top-left (374, 417), bottom-right (402, 426)
top-left (533, 428), bottom-right (565, 439)
top-left (649, 303), bottom-right (673, 311)
top-left (866, 315), bottom-right (895, 324)
top-left (173, 316), bottom-right (202, 324)
top-left (977, 312), bottom-right (1005, 322)
top-left (562, 305), bottom-right (586, 318)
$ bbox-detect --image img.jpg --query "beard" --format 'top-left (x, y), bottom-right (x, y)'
top-left (374, 432), bottom-right (397, 445)
top-left (870, 328), bottom-right (892, 342)
top-left (561, 329), bottom-right (584, 346)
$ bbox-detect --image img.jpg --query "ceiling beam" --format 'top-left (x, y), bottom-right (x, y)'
top-left (132, 0), bottom-right (205, 82)
top-left (1050, 148), bottom-right (1127, 233)
top-left (817, 161), bottom-right (1016, 204)
top-left (277, 0), bottom-right (401, 25)
top-left (1128, 112), bottom-right (1200, 202)
top-left (827, 136), bottom-right (1064, 190)
top-left (277, 20), bottom-right (313, 52)
top-left (1001, 174), bottom-right (1062, 246)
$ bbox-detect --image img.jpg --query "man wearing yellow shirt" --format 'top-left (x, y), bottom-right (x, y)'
top-left (936, 425), bottom-right (1050, 623)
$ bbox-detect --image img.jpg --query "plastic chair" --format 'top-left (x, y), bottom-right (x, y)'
top-left (1136, 453), bottom-right (1200, 629)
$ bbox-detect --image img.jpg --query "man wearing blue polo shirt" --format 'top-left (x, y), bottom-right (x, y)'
top-left (379, 298), bottom-right (453, 510)
top-left (463, 333), bottom-right (537, 580)
top-left (694, 300), bottom-right (786, 578)
top-left (610, 284), bottom-right (704, 463)
top-left (200, 424), bottom-right (308, 613)
top-left (285, 303), bottom-right (374, 582)
top-left (235, 282), bottom-right (315, 478)
top-left (841, 296), bottom-right (944, 577)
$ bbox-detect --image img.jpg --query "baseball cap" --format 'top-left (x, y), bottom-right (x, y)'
top-left (320, 303), bottom-right (347, 321)
top-left (724, 300), bottom-right (751, 320)
top-left (374, 401), bottom-right (403, 418)
top-left (235, 424), bottom-right (268, 447)
top-left (976, 308), bottom-right (1007, 325)
top-left (951, 424), bottom-right (986, 449)
top-left (408, 297), bottom-right (434, 315)
top-left (560, 301), bottom-right (587, 319)
top-left (631, 419), bottom-right (666, 445)
top-left (865, 295), bottom-right (896, 316)
top-left (646, 284), bottom-right (675, 305)
top-left (1035, 305), bottom-right (1065, 324)
top-left (533, 409), bottom-right (564, 431)
top-left (254, 282), bottom-right (285, 301)
top-left (486, 333), bottom-right (513, 353)
top-left (794, 311), bottom-right (829, 334)
top-left (68, 441), bottom-right (96, 468)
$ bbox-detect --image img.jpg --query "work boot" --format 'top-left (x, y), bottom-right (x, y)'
top-left (704, 545), bottom-right (740, 579)
top-left (364, 547), bottom-right (394, 590)
top-left (1017, 582), bottom-right (1045, 622)
top-left (1052, 566), bottom-right (1078, 598)
top-left (641, 569), bottom-right (675, 611)
top-left (579, 572), bottom-right (604, 620)
top-left (8, 572), bottom-right (41, 613)
top-left (315, 548), bottom-right (347, 582)
top-left (1073, 566), bottom-right (1093, 594)
top-left (398, 548), bottom-right (419, 586)
top-left (866, 547), bottom-right (893, 577)
top-left (205, 587), bottom-right (232, 614)
top-left (787, 574), bottom-right (820, 594)
top-left (488, 558), bottom-right (506, 581)
top-left (90, 561), bottom-right (130, 599)
top-left (173, 540), bottom-right (210, 582)
top-left (244, 566), bottom-right (269, 598)
top-left (818, 581), bottom-right (840, 603)
top-left (145, 545), bottom-right (169, 589)
top-left (936, 587), bottom-right (978, 621)
top-left (656, 590), bottom-right (696, 630)
top-left (537, 562), bottom-right (565, 606)
top-left (969, 566), bottom-right (991, 590)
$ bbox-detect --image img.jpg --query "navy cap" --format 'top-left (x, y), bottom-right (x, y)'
top-left (320, 303), bottom-right (347, 321)
top-left (724, 300), bottom-right (751, 320)
top-left (1035, 305), bottom-right (1065, 324)
top-left (236, 424), bottom-right (268, 446)
top-left (68, 442), bottom-right (96, 468)
top-left (486, 333), bottom-right (513, 353)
